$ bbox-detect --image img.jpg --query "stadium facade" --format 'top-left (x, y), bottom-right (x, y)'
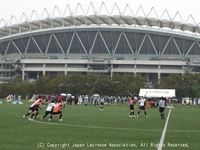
top-left (0, 3), bottom-right (200, 85)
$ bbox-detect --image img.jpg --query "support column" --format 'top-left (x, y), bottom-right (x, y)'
top-left (158, 72), bottom-right (161, 84)
top-left (134, 64), bottom-right (136, 75)
top-left (37, 72), bottom-right (40, 81)
top-left (22, 64), bottom-right (25, 81)
top-left (110, 64), bottom-right (113, 79)
top-left (158, 65), bottom-right (161, 84)
top-left (43, 64), bottom-right (45, 76)
top-left (65, 64), bottom-right (67, 75)
top-left (146, 74), bottom-right (150, 82)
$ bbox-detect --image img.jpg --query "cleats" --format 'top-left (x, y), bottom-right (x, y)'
top-left (129, 115), bottom-right (136, 118)
top-left (28, 118), bottom-right (33, 121)
top-left (59, 119), bottom-right (63, 121)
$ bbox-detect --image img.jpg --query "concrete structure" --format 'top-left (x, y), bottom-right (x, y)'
top-left (0, 3), bottom-right (200, 84)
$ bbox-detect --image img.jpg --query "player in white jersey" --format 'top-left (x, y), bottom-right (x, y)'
top-left (137, 97), bottom-right (147, 117)
top-left (41, 100), bottom-right (56, 120)
top-left (158, 97), bottom-right (166, 119)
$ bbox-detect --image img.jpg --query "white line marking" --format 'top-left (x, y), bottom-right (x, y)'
top-left (157, 108), bottom-right (172, 150)
top-left (23, 113), bottom-right (200, 133)
top-left (28, 118), bottom-right (163, 132)
top-left (167, 129), bottom-right (200, 133)
top-left (17, 113), bottom-right (200, 134)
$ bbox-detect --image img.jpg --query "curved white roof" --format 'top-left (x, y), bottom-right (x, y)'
top-left (0, 3), bottom-right (199, 38)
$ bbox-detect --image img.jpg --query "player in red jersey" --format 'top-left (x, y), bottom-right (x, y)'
top-left (129, 96), bottom-right (136, 118)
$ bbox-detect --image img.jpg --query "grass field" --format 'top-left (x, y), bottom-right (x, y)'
top-left (0, 100), bottom-right (199, 150)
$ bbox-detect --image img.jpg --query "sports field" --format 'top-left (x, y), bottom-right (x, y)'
top-left (0, 100), bottom-right (199, 150)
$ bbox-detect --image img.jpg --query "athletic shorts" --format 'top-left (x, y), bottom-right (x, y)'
top-left (45, 111), bottom-right (53, 114)
top-left (159, 107), bottom-right (165, 113)
top-left (130, 105), bottom-right (134, 110)
top-left (32, 105), bottom-right (39, 111)
top-left (139, 106), bottom-right (145, 110)
top-left (53, 111), bottom-right (62, 115)
top-left (29, 107), bottom-right (34, 111)
top-left (100, 102), bottom-right (104, 105)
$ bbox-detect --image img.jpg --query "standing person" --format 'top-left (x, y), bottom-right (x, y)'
top-left (93, 96), bottom-right (98, 106)
top-left (159, 97), bottom-right (166, 119)
top-left (181, 97), bottom-right (185, 108)
top-left (58, 95), bottom-right (63, 103)
top-left (18, 95), bottom-right (21, 101)
top-left (198, 98), bottom-right (200, 106)
top-left (6, 95), bottom-right (12, 104)
top-left (193, 98), bottom-right (197, 109)
top-left (129, 96), bottom-right (136, 118)
top-left (68, 96), bottom-right (73, 105)
top-left (41, 100), bottom-right (56, 120)
top-left (74, 96), bottom-right (78, 105)
top-left (84, 95), bottom-right (89, 106)
top-left (100, 96), bottom-right (105, 111)
top-left (53, 95), bottom-right (59, 103)
top-left (49, 102), bottom-right (64, 121)
top-left (137, 96), bottom-right (147, 117)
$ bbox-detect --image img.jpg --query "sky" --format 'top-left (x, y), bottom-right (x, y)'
top-left (0, 0), bottom-right (200, 25)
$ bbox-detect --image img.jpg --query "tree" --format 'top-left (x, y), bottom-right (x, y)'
top-left (1, 73), bottom-right (200, 99)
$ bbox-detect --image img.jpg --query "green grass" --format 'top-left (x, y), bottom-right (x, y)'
top-left (0, 100), bottom-right (199, 150)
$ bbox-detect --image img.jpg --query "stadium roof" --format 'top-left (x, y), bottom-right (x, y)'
top-left (0, 3), bottom-right (200, 39)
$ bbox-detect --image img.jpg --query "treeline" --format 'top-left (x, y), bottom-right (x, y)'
top-left (0, 73), bottom-right (200, 99)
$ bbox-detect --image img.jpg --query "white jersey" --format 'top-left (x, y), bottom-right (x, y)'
top-left (198, 99), bottom-right (200, 105)
top-left (100, 98), bottom-right (104, 103)
top-left (182, 98), bottom-right (185, 105)
top-left (46, 102), bottom-right (56, 111)
top-left (193, 100), bottom-right (196, 105)
top-left (30, 103), bottom-right (34, 107)
top-left (159, 100), bottom-right (166, 107)
top-left (138, 99), bottom-right (146, 106)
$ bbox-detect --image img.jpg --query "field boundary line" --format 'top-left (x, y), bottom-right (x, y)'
top-left (157, 107), bottom-right (172, 150)
top-left (22, 114), bottom-right (200, 133)
top-left (28, 118), bottom-right (163, 132)
top-left (167, 129), bottom-right (200, 133)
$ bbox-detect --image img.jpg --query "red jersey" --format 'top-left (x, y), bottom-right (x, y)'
top-left (129, 98), bottom-right (136, 105)
top-left (58, 95), bottom-right (63, 102)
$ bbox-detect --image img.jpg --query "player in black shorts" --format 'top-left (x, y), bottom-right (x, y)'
top-left (100, 97), bottom-right (105, 111)
top-left (129, 96), bottom-right (136, 118)
top-left (137, 97), bottom-right (147, 117)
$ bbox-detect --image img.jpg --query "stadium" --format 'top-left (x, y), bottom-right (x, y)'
top-left (0, 3), bottom-right (200, 85)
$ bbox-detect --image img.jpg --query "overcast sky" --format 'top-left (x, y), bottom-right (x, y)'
top-left (1, 0), bottom-right (200, 25)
